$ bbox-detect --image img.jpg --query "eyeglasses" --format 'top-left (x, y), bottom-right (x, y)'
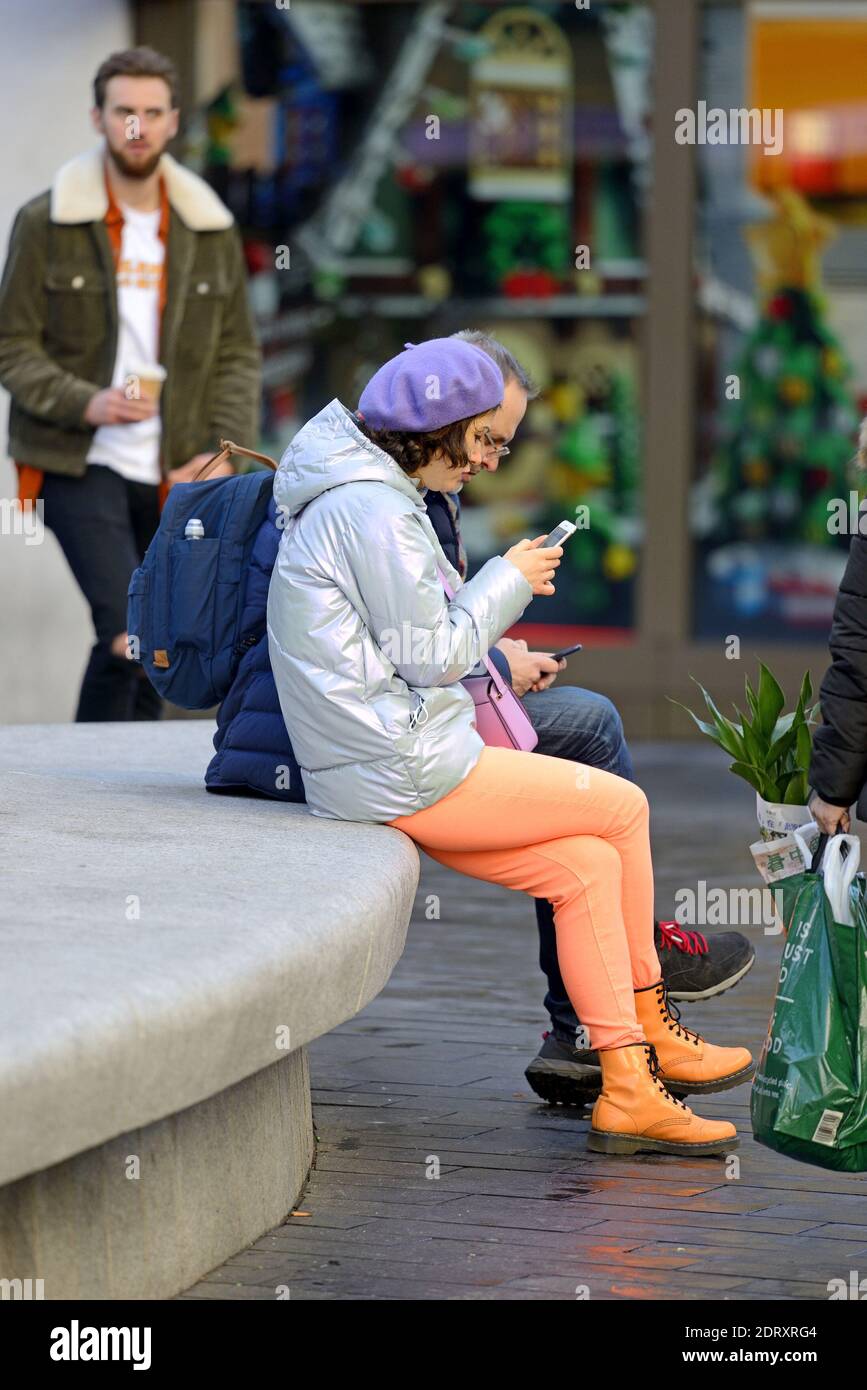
top-left (474, 427), bottom-right (510, 459)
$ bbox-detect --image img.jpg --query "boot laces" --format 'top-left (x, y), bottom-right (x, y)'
top-left (657, 920), bottom-right (708, 955)
top-left (644, 1043), bottom-right (688, 1110)
top-left (656, 982), bottom-right (701, 1046)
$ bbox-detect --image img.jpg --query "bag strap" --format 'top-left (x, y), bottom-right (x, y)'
top-left (809, 833), bottom-right (829, 875)
top-left (191, 438), bottom-right (279, 482)
top-left (437, 566), bottom-right (511, 702)
top-left (821, 833), bottom-right (861, 925)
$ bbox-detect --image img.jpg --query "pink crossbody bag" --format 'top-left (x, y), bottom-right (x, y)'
top-left (438, 569), bottom-right (538, 752)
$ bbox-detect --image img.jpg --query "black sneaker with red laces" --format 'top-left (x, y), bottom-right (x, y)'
top-left (655, 920), bottom-right (755, 1002)
top-left (524, 922), bottom-right (755, 1106)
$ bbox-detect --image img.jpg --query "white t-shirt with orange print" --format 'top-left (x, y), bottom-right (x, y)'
top-left (86, 202), bottom-right (164, 485)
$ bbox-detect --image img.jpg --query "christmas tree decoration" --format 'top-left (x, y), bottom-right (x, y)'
top-left (468, 7), bottom-right (572, 203)
top-left (416, 264), bottom-right (452, 300)
top-left (699, 188), bottom-right (861, 634)
top-left (557, 415), bottom-right (610, 483)
top-left (708, 191), bottom-right (858, 554)
top-left (755, 345), bottom-right (780, 378)
top-left (483, 201), bottom-right (570, 293)
top-left (746, 190), bottom-right (837, 293)
top-left (549, 381), bottom-right (585, 424)
top-left (603, 541), bottom-right (638, 582)
top-left (541, 341), bottom-right (642, 618)
top-left (778, 375), bottom-right (811, 406)
top-left (460, 320), bottom-right (642, 626)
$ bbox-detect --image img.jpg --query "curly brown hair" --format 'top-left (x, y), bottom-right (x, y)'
top-left (355, 414), bottom-right (476, 479)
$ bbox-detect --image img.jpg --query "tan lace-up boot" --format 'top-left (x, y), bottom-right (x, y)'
top-left (634, 980), bottom-right (754, 1095)
top-left (588, 1041), bottom-right (737, 1156)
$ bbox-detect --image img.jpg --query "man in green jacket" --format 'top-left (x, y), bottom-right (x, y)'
top-left (0, 46), bottom-right (261, 721)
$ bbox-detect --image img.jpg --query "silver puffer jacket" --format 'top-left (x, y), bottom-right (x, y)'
top-left (266, 400), bottom-right (533, 822)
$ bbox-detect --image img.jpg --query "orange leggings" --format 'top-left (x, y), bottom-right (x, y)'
top-left (388, 746), bottom-right (661, 1050)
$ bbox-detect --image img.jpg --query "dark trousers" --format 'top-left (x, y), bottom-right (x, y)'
top-left (521, 684), bottom-right (636, 1040)
top-left (40, 464), bottom-right (163, 723)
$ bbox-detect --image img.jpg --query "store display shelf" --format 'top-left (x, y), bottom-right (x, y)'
top-left (254, 305), bottom-right (336, 344)
top-left (331, 293), bottom-right (647, 319)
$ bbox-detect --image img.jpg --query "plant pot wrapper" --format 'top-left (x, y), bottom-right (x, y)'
top-left (756, 793), bottom-right (813, 841)
top-left (750, 827), bottom-right (821, 886)
top-left (750, 825), bottom-right (823, 938)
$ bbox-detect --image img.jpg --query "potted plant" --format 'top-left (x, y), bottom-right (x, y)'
top-left (673, 663), bottom-right (821, 882)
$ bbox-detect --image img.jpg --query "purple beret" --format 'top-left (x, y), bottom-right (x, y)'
top-left (358, 338), bottom-right (504, 432)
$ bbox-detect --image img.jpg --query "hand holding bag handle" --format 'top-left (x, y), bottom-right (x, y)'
top-left (794, 822), bottom-right (826, 874)
top-left (437, 566), bottom-right (538, 752)
top-left (191, 439), bottom-right (279, 481)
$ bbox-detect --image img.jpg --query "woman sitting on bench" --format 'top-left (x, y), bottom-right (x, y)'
top-left (266, 338), bottom-right (753, 1158)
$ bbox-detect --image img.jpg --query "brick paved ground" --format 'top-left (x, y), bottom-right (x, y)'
top-left (181, 743), bottom-right (867, 1301)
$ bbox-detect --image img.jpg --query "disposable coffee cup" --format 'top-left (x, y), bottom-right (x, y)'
top-left (124, 361), bottom-right (166, 404)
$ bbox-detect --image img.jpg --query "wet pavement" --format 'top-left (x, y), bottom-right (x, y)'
top-left (181, 742), bottom-right (867, 1301)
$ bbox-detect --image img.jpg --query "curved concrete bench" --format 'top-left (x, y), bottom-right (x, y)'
top-left (0, 721), bottom-right (418, 1299)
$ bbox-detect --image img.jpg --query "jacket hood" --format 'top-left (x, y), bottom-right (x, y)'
top-left (273, 399), bottom-right (425, 519)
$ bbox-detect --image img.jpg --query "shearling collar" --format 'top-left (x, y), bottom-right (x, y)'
top-left (50, 144), bottom-right (233, 231)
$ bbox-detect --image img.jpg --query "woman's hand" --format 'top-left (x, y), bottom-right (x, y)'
top-left (504, 536), bottom-right (563, 596)
top-left (809, 792), bottom-right (851, 835)
top-left (495, 637), bottom-right (564, 696)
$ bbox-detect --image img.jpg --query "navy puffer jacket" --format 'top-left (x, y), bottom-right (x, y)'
top-left (205, 494), bottom-right (304, 801)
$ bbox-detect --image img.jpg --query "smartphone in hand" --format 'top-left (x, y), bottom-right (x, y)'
top-left (542, 520), bottom-right (577, 548)
top-left (550, 641), bottom-right (583, 664)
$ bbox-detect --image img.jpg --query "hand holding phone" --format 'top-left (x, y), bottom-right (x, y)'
top-left (505, 535), bottom-right (563, 595)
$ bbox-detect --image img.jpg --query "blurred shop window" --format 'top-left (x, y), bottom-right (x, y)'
top-left (188, 2), bottom-right (653, 640)
top-left (692, 1), bottom-right (866, 644)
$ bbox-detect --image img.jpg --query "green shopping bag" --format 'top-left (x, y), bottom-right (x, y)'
top-left (751, 832), bottom-right (867, 1171)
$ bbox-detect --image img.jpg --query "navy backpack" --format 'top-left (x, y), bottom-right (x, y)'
top-left (127, 441), bottom-right (279, 709)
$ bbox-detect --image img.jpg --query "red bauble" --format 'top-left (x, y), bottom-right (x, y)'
top-left (502, 269), bottom-right (560, 298)
top-left (767, 294), bottom-right (793, 321)
top-left (806, 467), bottom-right (830, 489)
top-left (395, 163), bottom-right (434, 192)
top-left (243, 240), bottom-right (271, 275)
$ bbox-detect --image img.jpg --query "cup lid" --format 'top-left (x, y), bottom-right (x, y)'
top-left (125, 361), bottom-right (167, 381)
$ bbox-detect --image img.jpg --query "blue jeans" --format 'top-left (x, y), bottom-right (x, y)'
top-left (521, 685), bottom-right (635, 1041)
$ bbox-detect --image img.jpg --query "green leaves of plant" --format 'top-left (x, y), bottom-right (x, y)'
top-left (670, 681), bottom-right (745, 761)
top-left (672, 663), bottom-right (817, 806)
top-left (755, 662), bottom-right (785, 739)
